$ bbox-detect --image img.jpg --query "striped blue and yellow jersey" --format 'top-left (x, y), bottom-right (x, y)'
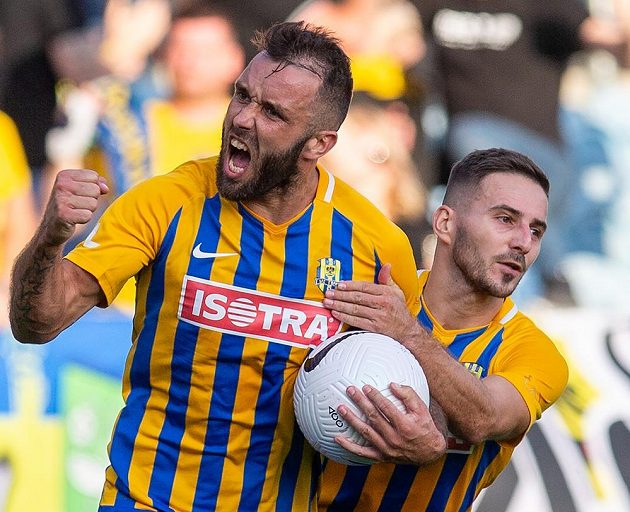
top-left (319, 270), bottom-right (568, 512)
top-left (65, 156), bottom-right (420, 512)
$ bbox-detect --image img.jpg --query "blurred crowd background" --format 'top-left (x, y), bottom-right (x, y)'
top-left (1, 1), bottom-right (630, 511)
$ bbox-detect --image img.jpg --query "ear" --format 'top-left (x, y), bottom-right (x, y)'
top-left (433, 205), bottom-right (455, 245)
top-left (301, 131), bottom-right (338, 160)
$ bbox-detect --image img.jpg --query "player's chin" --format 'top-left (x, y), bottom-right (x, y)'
top-left (485, 272), bottom-right (517, 298)
top-left (217, 169), bottom-right (246, 201)
top-left (494, 278), bottom-right (519, 298)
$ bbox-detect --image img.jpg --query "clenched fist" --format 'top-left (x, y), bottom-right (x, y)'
top-left (42, 169), bottom-right (109, 247)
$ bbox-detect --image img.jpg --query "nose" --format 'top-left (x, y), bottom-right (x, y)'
top-left (510, 223), bottom-right (533, 254)
top-left (232, 101), bottom-right (256, 130)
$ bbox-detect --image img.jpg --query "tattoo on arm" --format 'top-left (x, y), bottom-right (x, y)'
top-left (10, 243), bottom-right (63, 334)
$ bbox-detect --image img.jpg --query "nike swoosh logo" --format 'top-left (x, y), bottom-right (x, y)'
top-left (192, 244), bottom-right (238, 259)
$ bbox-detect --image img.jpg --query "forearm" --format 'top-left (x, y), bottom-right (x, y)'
top-left (9, 230), bottom-right (70, 343)
top-left (401, 325), bottom-right (498, 444)
top-left (9, 168), bottom-right (109, 343)
top-left (428, 396), bottom-right (449, 440)
top-left (322, 272), bottom-right (527, 443)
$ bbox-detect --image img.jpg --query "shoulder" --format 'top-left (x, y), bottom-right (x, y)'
top-left (495, 308), bottom-right (569, 414)
top-left (325, 171), bottom-right (410, 242)
top-left (499, 309), bottom-right (567, 376)
top-left (122, 156), bottom-right (219, 203)
top-left (101, 157), bottom-right (219, 230)
top-left (501, 309), bottom-right (556, 348)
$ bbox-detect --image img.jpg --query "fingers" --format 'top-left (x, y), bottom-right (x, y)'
top-left (323, 285), bottom-right (388, 330)
top-left (331, 263), bottom-right (399, 293)
top-left (334, 435), bottom-right (384, 462)
top-left (332, 279), bottom-right (389, 296)
top-left (323, 296), bottom-right (374, 318)
top-left (324, 286), bottom-right (392, 312)
top-left (324, 287), bottom-right (413, 337)
top-left (57, 168), bottom-right (107, 200)
top-left (347, 384), bottom-right (426, 435)
top-left (322, 263), bottom-right (416, 338)
top-left (56, 170), bottom-right (106, 217)
top-left (346, 386), bottom-right (394, 433)
top-left (59, 168), bottom-right (107, 190)
top-left (337, 387), bottom-right (395, 459)
top-left (322, 303), bottom-right (383, 332)
top-left (336, 383), bottom-right (446, 465)
top-left (98, 176), bottom-right (110, 194)
top-left (377, 263), bottom-right (394, 286)
top-left (389, 382), bottom-right (430, 417)
top-left (43, 169), bottom-right (109, 246)
top-left (325, 270), bottom-right (404, 308)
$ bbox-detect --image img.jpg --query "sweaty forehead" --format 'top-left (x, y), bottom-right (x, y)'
top-left (239, 53), bottom-right (322, 102)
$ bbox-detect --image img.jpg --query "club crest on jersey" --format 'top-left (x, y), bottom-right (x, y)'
top-left (315, 257), bottom-right (341, 293)
top-left (463, 362), bottom-right (485, 379)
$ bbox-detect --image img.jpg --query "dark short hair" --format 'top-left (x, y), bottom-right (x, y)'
top-left (252, 21), bottom-right (353, 130)
top-left (443, 148), bottom-right (550, 207)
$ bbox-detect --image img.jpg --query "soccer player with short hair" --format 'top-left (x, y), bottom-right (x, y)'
top-left (321, 148), bottom-right (568, 511)
top-left (9, 22), bottom-right (430, 511)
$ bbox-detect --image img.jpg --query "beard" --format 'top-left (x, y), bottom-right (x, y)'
top-left (216, 130), bottom-right (311, 202)
top-left (452, 222), bottom-right (526, 298)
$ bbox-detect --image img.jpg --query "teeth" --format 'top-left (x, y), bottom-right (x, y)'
top-left (228, 159), bottom-right (245, 174)
top-left (231, 139), bottom-right (249, 152)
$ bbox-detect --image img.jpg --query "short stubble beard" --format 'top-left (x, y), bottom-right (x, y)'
top-left (452, 222), bottom-right (524, 298)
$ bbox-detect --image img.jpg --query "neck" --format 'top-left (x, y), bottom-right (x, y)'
top-left (423, 251), bottom-right (504, 330)
top-left (244, 165), bottom-right (320, 225)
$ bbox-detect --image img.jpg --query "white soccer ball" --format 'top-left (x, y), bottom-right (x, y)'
top-left (294, 330), bottom-right (430, 465)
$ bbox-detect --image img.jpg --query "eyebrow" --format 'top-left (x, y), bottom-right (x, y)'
top-left (490, 204), bottom-right (547, 233)
top-left (234, 81), bottom-right (288, 118)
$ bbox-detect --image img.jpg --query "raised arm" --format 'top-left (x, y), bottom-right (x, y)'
top-left (9, 169), bottom-right (109, 343)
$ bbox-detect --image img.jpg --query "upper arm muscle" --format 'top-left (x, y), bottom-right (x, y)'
top-left (62, 259), bottom-right (106, 325)
top-left (483, 375), bottom-right (531, 441)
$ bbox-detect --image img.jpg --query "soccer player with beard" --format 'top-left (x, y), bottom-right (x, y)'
top-left (320, 148), bottom-right (568, 511)
top-left (8, 22), bottom-right (440, 512)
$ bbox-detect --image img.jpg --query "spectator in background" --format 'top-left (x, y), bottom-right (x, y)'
top-left (556, 0), bottom-right (630, 308)
top-left (290, 0), bottom-right (425, 102)
top-left (289, 0), bottom-right (434, 182)
top-left (45, 0), bottom-right (173, 187)
top-left (0, 0), bottom-right (79, 198)
top-left (414, 0), bottom-right (630, 305)
top-left (47, 2), bottom-right (244, 196)
top-left (143, 5), bottom-right (245, 180)
top-left (43, 0), bottom-right (173, 312)
top-left (291, 0), bottom-right (433, 262)
top-left (211, 0), bottom-right (305, 62)
top-left (0, 111), bottom-right (38, 332)
top-left (320, 93), bottom-right (430, 265)
top-left (0, 110), bottom-right (38, 506)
